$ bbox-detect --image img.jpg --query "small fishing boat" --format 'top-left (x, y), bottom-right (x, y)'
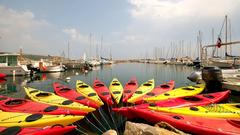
top-left (0, 73), bottom-right (6, 79)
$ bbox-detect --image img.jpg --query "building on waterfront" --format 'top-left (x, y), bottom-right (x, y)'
top-left (0, 53), bottom-right (30, 76)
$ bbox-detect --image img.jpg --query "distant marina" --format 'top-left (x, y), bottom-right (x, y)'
top-left (1, 14), bottom-right (240, 135)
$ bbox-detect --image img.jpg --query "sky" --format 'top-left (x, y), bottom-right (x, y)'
top-left (0, 0), bottom-right (240, 59)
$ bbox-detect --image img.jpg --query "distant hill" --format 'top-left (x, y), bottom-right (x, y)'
top-left (1, 52), bottom-right (66, 61)
top-left (23, 54), bottom-right (51, 60)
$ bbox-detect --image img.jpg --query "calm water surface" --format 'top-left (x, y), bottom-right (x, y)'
top-left (1, 63), bottom-right (239, 134)
top-left (0, 63), bottom-right (196, 98)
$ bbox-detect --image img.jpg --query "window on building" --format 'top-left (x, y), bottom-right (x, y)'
top-left (0, 56), bottom-right (6, 63)
top-left (8, 56), bottom-right (17, 66)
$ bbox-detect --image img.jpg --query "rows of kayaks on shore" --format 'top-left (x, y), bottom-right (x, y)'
top-left (0, 78), bottom-right (172, 134)
top-left (113, 89), bottom-right (240, 135)
top-left (1, 77), bottom-right (240, 135)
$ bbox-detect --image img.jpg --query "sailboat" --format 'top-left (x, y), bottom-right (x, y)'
top-left (203, 15), bottom-right (240, 68)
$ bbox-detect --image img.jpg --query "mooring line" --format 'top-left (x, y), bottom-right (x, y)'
top-left (98, 107), bottom-right (112, 129)
top-left (107, 105), bottom-right (119, 133)
top-left (118, 100), bottom-right (124, 133)
top-left (74, 123), bottom-right (88, 135)
top-left (85, 117), bottom-right (104, 134)
top-left (91, 112), bottom-right (107, 131)
top-left (75, 128), bottom-right (88, 135)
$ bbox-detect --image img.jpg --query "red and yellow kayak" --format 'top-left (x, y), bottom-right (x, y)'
top-left (130, 108), bottom-right (240, 135)
top-left (127, 79), bottom-right (154, 103)
top-left (122, 78), bottom-right (138, 103)
top-left (134, 80), bottom-right (175, 104)
top-left (144, 83), bottom-right (205, 102)
top-left (53, 82), bottom-right (99, 108)
top-left (0, 95), bottom-right (88, 116)
top-left (113, 90), bottom-right (230, 119)
top-left (109, 78), bottom-right (124, 104)
top-left (93, 79), bottom-right (114, 105)
top-left (0, 110), bottom-right (83, 127)
top-left (0, 125), bottom-right (76, 135)
top-left (76, 80), bottom-right (104, 106)
top-left (24, 87), bottom-right (95, 112)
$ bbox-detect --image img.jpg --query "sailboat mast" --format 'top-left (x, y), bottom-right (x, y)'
top-left (96, 41), bottom-right (99, 59)
top-left (109, 47), bottom-right (112, 60)
top-left (89, 33), bottom-right (92, 60)
top-left (229, 19), bottom-right (232, 55)
top-left (225, 15), bottom-right (228, 58)
top-left (101, 36), bottom-right (103, 58)
top-left (198, 31), bottom-right (202, 61)
top-left (68, 41), bottom-right (70, 60)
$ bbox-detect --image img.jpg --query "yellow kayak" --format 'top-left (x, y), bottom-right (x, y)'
top-left (127, 79), bottom-right (154, 103)
top-left (145, 83), bottom-right (205, 102)
top-left (149, 103), bottom-right (240, 118)
top-left (109, 78), bottom-right (123, 104)
top-left (76, 80), bottom-right (104, 106)
top-left (24, 87), bottom-right (95, 112)
top-left (0, 110), bottom-right (83, 127)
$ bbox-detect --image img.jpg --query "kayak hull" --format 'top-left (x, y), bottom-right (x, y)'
top-left (113, 91), bottom-right (230, 119)
top-left (135, 80), bottom-right (175, 104)
top-left (127, 79), bottom-right (154, 103)
top-left (109, 78), bottom-right (124, 104)
top-left (149, 103), bottom-right (240, 119)
top-left (131, 108), bottom-right (240, 135)
top-left (0, 110), bottom-right (83, 127)
top-left (145, 83), bottom-right (205, 102)
top-left (24, 87), bottom-right (95, 112)
top-left (0, 95), bottom-right (87, 116)
top-left (53, 82), bottom-right (99, 108)
top-left (0, 126), bottom-right (76, 135)
top-left (76, 80), bottom-right (104, 106)
top-left (93, 79), bottom-right (114, 105)
top-left (122, 78), bottom-right (138, 103)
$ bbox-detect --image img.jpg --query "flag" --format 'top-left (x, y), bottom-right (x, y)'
top-left (216, 37), bottom-right (222, 48)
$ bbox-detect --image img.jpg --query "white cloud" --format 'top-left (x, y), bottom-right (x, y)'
top-left (105, 0), bottom-right (240, 59)
top-left (62, 28), bottom-right (89, 44)
top-left (0, 5), bottom-right (52, 54)
top-left (120, 0), bottom-right (240, 45)
top-left (129, 0), bottom-right (240, 21)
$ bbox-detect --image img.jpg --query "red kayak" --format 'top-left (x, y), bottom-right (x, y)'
top-left (134, 80), bottom-right (175, 104)
top-left (0, 73), bottom-right (6, 79)
top-left (53, 82), bottom-right (99, 108)
top-left (122, 78), bottom-right (138, 103)
top-left (144, 90), bottom-right (230, 108)
top-left (93, 79), bottom-right (114, 105)
top-left (0, 125), bottom-right (76, 135)
top-left (113, 90), bottom-right (230, 119)
top-left (0, 96), bottom-right (87, 116)
top-left (0, 79), bottom-right (6, 84)
top-left (130, 108), bottom-right (240, 135)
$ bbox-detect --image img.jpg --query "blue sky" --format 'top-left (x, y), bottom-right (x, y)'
top-left (1, 0), bottom-right (240, 59)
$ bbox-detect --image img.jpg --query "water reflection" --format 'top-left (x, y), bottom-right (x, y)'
top-left (1, 63), bottom-right (195, 98)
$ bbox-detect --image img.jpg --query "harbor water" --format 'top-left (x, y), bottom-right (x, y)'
top-left (0, 63), bottom-right (196, 98)
top-left (1, 63), bottom-right (240, 134)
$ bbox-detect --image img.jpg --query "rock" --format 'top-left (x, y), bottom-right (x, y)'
top-left (124, 121), bottom-right (184, 135)
top-left (156, 122), bottom-right (189, 135)
top-left (102, 130), bottom-right (117, 135)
